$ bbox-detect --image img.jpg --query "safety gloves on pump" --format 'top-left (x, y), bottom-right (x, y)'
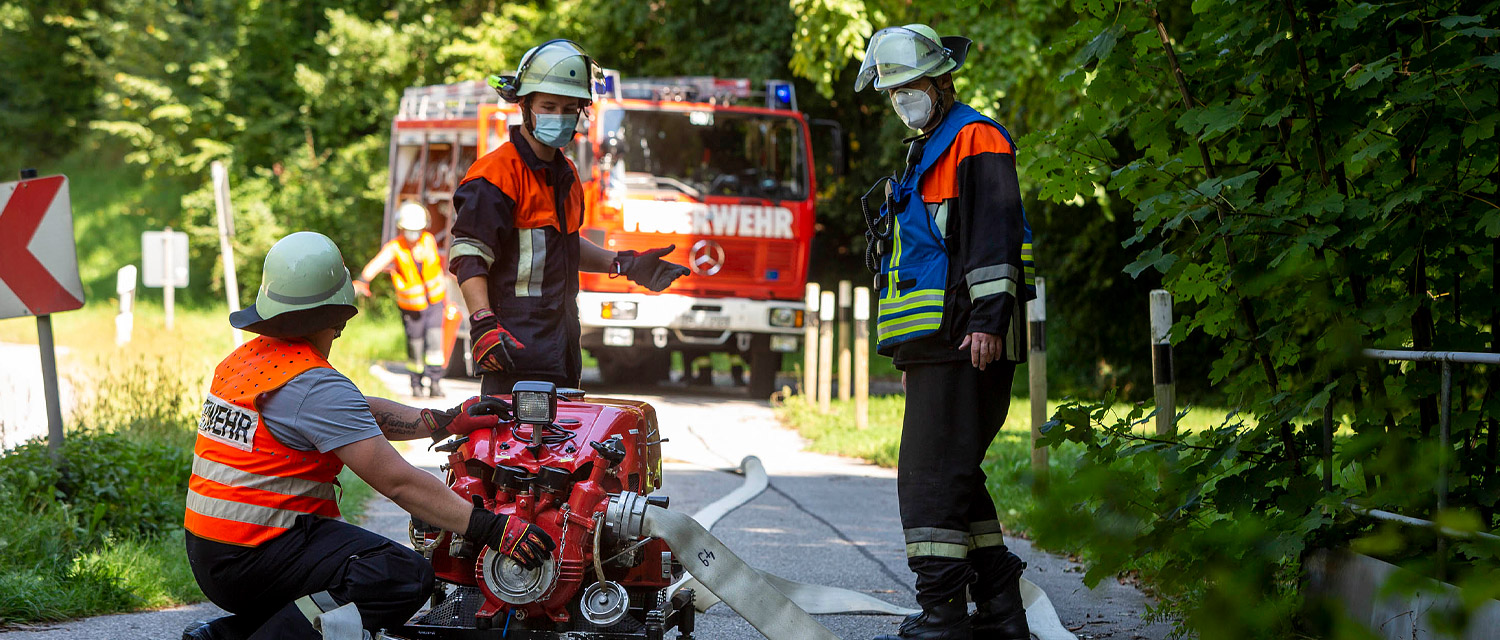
top-left (465, 497), bottom-right (556, 569)
top-left (469, 308), bottom-right (525, 372)
top-left (613, 245), bottom-right (691, 292)
top-left (419, 396), bottom-right (513, 443)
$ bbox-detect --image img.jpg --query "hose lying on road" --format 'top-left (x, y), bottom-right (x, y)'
top-left (643, 505), bottom-right (840, 640)
top-left (669, 456), bottom-right (1078, 640)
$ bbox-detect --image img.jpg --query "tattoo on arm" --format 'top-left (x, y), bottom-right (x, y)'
top-left (370, 406), bottom-right (425, 440)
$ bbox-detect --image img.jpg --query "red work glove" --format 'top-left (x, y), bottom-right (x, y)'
top-left (419, 396), bottom-right (513, 443)
top-left (465, 498), bottom-right (556, 570)
top-left (613, 245), bottom-right (691, 292)
top-left (469, 308), bottom-right (524, 372)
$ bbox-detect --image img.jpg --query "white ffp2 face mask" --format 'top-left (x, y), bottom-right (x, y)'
top-left (890, 88), bottom-right (935, 130)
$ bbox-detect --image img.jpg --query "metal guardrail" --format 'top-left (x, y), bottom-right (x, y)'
top-left (1350, 349), bottom-right (1500, 577)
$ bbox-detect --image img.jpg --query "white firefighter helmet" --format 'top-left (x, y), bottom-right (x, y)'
top-left (396, 201), bottom-right (428, 232)
top-left (229, 231), bottom-right (358, 337)
top-left (854, 24), bottom-right (972, 92)
top-left (488, 39), bottom-right (598, 103)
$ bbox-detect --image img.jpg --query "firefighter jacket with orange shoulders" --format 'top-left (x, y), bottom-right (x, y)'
top-left (184, 336), bottom-right (344, 547)
top-left (449, 125), bottom-right (585, 384)
top-left (360, 232), bottom-right (447, 312)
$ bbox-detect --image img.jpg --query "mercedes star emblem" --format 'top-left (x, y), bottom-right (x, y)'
top-left (688, 239), bottom-right (725, 276)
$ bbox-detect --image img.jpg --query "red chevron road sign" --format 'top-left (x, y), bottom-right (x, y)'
top-left (0, 175), bottom-right (85, 319)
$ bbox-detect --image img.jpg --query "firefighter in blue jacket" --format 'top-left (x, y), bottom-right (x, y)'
top-left (858, 24), bottom-right (1035, 640)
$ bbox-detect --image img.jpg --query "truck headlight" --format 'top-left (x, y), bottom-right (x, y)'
top-left (768, 307), bottom-right (803, 328)
top-left (602, 301), bottom-right (638, 320)
top-left (511, 381), bottom-right (557, 424)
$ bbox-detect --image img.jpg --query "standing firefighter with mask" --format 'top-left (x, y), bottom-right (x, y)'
top-left (353, 201), bottom-right (449, 398)
top-left (449, 39), bottom-right (689, 394)
top-left (857, 24), bottom-right (1036, 640)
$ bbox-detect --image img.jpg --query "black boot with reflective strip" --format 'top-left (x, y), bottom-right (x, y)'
top-left (874, 597), bottom-right (971, 639)
top-left (972, 586), bottom-right (1029, 639)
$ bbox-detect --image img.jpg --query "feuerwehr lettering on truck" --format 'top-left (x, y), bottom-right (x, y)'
top-left (622, 201), bottom-right (796, 239)
top-left (198, 393), bottom-right (258, 452)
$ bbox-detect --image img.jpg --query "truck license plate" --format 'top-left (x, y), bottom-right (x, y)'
top-left (677, 310), bottom-right (729, 329)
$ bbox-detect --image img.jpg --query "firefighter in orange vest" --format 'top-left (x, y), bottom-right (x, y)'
top-left (353, 201), bottom-right (450, 398)
top-left (449, 39), bottom-right (689, 395)
top-left (182, 232), bottom-right (553, 640)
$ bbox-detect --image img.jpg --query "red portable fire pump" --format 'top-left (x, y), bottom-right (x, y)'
top-left (389, 382), bottom-right (695, 640)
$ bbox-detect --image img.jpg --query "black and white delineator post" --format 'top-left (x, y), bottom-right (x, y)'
top-left (853, 286), bottom-right (871, 430)
top-left (837, 280), bottom-right (852, 402)
top-left (1027, 277), bottom-right (1048, 479)
top-left (803, 283), bottom-right (820, 404)
top-left (818, 290), bottom-right (835, 413)
top-left (1150, 289), bottom-right (1175, 437)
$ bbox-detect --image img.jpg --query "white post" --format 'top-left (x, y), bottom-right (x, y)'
top-left (163, 226), bottom-right (175, 331)
top-left (837, 280), bottom-right (852, 402)
top-left (1027, 277), bottom-right (1048, 481)
top-left (116, 265), bottom-right (137, 346)
top-left (212, 161), bottom-right (243, 345)
top-left (803, 283), bottom-right (820, 403)
top-left (818, 290), bottom-right (835, 414)
top-left (1150, 289), bottom-right (1175, 437)
top-left (853, 287), bottom-right (870, 430)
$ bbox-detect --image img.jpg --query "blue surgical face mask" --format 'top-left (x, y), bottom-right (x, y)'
top-left (531, 113), bottom-right (579, 148)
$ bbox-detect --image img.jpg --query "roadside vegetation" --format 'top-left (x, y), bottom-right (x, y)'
top-left (0, 303), bottom-right (396, 625)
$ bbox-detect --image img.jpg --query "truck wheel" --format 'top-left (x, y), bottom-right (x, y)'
top-left (748, 344), bottom-right (782, 399)
top-left (597, 348), bottom-right (671, 386)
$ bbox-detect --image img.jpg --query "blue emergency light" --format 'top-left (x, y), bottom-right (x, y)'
top-left (765, 80), bottom-right (796, 111)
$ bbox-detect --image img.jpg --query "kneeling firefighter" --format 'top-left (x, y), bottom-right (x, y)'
top-left (183, 232), bottom-right (554, 640)
top-left (449, 39), bottom-right (689, 395)
top-left (857, 25), bottom-right (1036, 640)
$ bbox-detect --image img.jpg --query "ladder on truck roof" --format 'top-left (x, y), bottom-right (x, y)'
top-left (397, 81), bottom-right (495, 122)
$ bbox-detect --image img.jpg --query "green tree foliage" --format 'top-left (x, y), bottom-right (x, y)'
top-left (1013, 0), bottom-right (1500, 635)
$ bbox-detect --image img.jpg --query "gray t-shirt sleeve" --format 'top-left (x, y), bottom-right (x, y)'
top-left (259, 368), bottom-right (384, 453)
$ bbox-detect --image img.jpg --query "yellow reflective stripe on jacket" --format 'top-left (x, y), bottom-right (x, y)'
top-left (877, 290), bottom-right (944, 316)
top-left (877, 312), bottom-right (942, 341)
top-left (969, 278), bottom-right (1017, 302)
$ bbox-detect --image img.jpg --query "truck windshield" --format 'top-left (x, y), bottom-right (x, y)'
top-left (605, 109), bottom-right (808, 201)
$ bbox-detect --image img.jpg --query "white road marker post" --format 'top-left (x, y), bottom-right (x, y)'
top-left (837, 280), bottom-right (852, 402)
top-left (853, 287), bottom-right (870, 430)
top-left (803, 283), bottom-right (820, 404)
top-left (1027, 277), bottom-right (1048, 484)
top-left (818, 290), bottom-right (835, 414)
top-left (116, 265), bottom-right (137, 346)
top-left (1150, 289), bottom-right (1175, 437)
top-left (212, 161), bottom-right (243, 345)
top-left (163, 227), bottom-right (175, 331)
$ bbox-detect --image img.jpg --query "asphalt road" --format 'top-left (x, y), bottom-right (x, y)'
top-left (3, 365), bottom-right (1172, 639)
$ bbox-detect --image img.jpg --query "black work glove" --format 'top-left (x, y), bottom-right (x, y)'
top-left (464, 497), bottom-right (556, 569)
top-left (613, 245), bottom-right (691, 292)
top-left (419, 396), bottom-right (513, 443)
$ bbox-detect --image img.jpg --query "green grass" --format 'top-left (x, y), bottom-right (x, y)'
top-left (0, 301), bottom-right (404, 627)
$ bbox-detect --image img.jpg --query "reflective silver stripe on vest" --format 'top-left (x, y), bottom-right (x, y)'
top-left (877, 313), bottom-right (943, 336)
top-left (515, 229), bottom-right (546, 298)
top-left (192, 455), bottom-right (337, 501)
top-left (905, 527), bottom-right (971, 559)
top-left (186, 489), bottom-right (306, 530)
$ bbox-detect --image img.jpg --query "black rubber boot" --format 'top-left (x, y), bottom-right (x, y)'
top-left (972, 587), bottom-right (1029, 640)
top-left (427, 378), bottom-right (445, 398)
top-left (181, 618), bottom-right (229, 640)
top-left (874, 597), bottom-right (971, 639)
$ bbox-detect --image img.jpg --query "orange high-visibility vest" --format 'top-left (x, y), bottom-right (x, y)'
top-left (184, 337), bottom-right (345, 547)
top-left (362, 233), bottom-right (448, 311)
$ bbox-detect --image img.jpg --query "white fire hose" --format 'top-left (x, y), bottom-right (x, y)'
top-left (660, 456), bottom-right (1078, 640)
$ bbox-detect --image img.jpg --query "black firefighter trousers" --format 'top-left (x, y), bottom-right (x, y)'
top-left (185, 514), bottom-right (433, 639)
top-left (899, 360), bottom-right (1027, 608)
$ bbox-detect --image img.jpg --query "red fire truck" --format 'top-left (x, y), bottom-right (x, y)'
top-left (382, 74), bottom-right (833, 397)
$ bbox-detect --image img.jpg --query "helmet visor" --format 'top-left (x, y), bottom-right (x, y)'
top-left (854, 27), bottom-right (952, 92)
